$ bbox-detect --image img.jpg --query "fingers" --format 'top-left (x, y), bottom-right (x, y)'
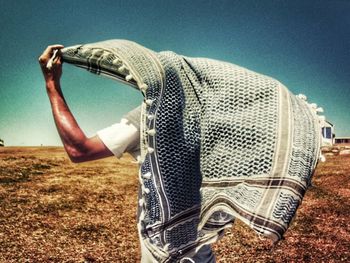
top-left (38, 44), bottom-right (64, 65)
top-left (44, 44), bottom-right (64, 57)
top-left (47, 50), bottom-right (63, 69)
top-left (55, 49), bottom-right (63, 63)
top-left (53, 54), bottom-right (62, 65)
top-left (43, 44), bottom-right (64, 54)
top-left (46, 49), bottom-right (59, 69)
top-left (49, 44), bottom-right (64, 49)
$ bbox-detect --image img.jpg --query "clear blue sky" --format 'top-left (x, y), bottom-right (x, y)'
top-left (0, 0), bottom-right (349, 146)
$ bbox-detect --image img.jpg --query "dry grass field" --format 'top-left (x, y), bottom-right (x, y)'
top-left (0, 147), bottom-right (349, 262)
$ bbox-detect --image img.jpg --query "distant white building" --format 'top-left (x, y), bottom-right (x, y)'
top-left (321, 120), bottom-right (334, 146)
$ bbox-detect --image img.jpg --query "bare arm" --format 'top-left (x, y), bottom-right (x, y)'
top-left (38, 45), bottom-right (113, 163)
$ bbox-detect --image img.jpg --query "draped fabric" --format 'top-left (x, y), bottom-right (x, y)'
top-left (62, 40), bottom-right (321, 262)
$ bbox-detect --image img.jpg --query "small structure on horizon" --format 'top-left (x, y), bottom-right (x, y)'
top-left (334, 137), bottom-right (350, 145)
top-left (0, 139), bottom-right (4, 147)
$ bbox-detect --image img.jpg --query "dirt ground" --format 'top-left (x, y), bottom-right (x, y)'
top-left (0, 147), bottom-right (349, 262)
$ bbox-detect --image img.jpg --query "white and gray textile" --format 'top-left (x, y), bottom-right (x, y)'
top-left (61, 40), bottom-right (322, 262)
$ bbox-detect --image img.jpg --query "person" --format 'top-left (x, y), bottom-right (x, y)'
top-left (39, 45), bottom-right (215, 262)
top-left (39, 40), bottom-right (321, 262)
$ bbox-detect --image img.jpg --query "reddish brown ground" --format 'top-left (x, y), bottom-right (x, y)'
top-left (0, 147), bottom-right (349, 262)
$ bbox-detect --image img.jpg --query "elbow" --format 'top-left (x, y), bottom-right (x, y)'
top-left (69, 154), bottom-right (85, 163)
top-left (63, 136), bottom-right (104, 163)
top-left (64, 145), bottom-right (88, 163)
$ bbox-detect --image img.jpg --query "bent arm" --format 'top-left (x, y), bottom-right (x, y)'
top-left (39, 45), bottom-right (113, 163)
top-left (46, 81), bottom-right (113, 162)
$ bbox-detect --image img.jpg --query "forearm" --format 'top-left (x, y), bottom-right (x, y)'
top-left (46, 80), bottom-right (89, 160)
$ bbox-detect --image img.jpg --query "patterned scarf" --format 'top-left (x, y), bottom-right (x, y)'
top-left (62, 40), bottom-right (322, 262)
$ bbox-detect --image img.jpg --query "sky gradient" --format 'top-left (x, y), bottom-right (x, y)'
top-left (0, 0), bottom-right (349, 146)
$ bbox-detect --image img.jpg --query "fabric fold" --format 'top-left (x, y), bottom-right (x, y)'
top-left (62, 40), bottom-right (321, 262)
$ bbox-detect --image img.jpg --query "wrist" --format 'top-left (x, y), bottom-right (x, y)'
top-left (46, 79), bottom-right (61, 91)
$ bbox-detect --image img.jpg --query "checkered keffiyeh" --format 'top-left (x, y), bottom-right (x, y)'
top-left (62, 40), bottom-right (322, 262)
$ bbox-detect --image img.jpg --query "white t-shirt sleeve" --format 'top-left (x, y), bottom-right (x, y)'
top-left (97, 118), bottom-right (139, 158)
